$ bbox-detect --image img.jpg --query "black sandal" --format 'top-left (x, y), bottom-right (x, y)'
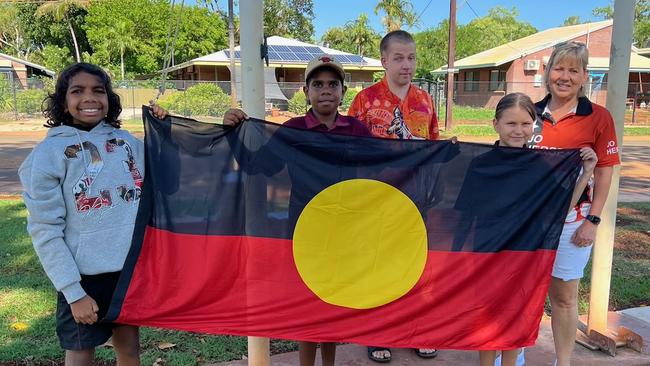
top-left (414, 348), bottom-right (438, 358)
top-left (367, 346), bottom-right (392, 363)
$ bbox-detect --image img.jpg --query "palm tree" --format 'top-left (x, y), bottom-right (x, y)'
top-left (36, 0), bottom-right (90, 62)
top-left (374, 0), bottom-right (418, 32)
top-left (346, 14), bottom-right (377, 56)
top-left (105, 21), bottom-right (138, 80)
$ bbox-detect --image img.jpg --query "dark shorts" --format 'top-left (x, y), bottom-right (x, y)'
top-left (56, 271), bottom-right (122, 350)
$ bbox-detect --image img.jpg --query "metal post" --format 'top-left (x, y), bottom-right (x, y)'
top-left (240, 0), bottom-right (264, 119)
top-left (445, 0), bottom-right (456, 130)
top-left (587, 0), bottom-right (634, 335)
top-left (240, 1), bottom-right (269, 365)
top-left (228, 0), bottom-right (237, 107)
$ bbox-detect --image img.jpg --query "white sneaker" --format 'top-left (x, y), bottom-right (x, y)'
top-left (494, 348), bottom-right (525, 366)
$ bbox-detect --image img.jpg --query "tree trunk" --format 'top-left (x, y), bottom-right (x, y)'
top-left (120, 47), bottom-right (125, 80)
top-left (68, 19), bottom-right (81, 62)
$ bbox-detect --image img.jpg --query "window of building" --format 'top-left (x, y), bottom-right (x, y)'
top-left (489, 70), bottom-right (506, 91)
top-left (465, 71), bottom-right (480, 92)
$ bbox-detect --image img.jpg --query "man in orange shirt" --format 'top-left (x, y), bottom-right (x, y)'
top-left (349, 30), bottom-right (440, 364)
top-left (348, 30), bottom-right (439, 141)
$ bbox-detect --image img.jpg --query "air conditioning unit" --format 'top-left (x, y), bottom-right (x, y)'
top-left (524, 59), bottom-right (540, 71)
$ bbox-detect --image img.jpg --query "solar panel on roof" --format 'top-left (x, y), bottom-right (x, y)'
top-left (276, 52), bottom-right (299, 61)
top-left (295, 53), bottom-right (312, 61)
top-left (304, 46), bottom-right (323, 54)
top-left (347, 55), bottom-right (365, 63)
top-left (224, 50), bottom-right (242, 59)
top-left (225, 45), bottom-right (365, 64)
top-left (287, 46), bottom-right (306, 53)
top-left (269, 45), bottom-right (291, 52)
top-left (332, 55), bottom-right (349, 63)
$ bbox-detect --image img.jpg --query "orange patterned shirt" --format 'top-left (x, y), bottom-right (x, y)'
top-left (348, 77), bottom-right (439, 140)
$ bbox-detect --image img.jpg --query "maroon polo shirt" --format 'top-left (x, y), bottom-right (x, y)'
top-left (284, 109), bottom-right (373, 137)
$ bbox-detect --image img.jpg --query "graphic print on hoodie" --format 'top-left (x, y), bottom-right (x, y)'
top-left (19, 122), bottom-right (144, 303)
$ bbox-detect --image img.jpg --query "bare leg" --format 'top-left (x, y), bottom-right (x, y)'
top-left (299, 341), bottom-right (318, 366)
top-left (320, 342), bottom-right (336, 366)
top-left (479, 350), bottom-right (497, 366)
top-left (549, 277), bottom-right (580, 366)
top-left (65, 349), bottom-right (94, 366)
top-left (501, 349), bottom-right (520, 366)
top-left (112, 325), bottom-right (141, 366)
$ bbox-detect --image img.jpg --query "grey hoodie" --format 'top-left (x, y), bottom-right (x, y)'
top-left (19, 122), bottom-right (144, 304)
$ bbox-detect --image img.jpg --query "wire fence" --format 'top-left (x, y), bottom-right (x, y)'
top-left (1, 75), bottom-right (649, 126)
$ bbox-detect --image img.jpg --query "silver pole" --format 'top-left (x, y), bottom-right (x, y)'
top-left (240, 1), bottom-right (270, 365)
top-left (240, 0), bottom-right (265, 119)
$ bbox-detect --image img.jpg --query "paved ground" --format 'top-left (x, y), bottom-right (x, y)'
top-left (1, 131), bottom-right (648, 202)
top-left (212, 312), bottom-right (650, 365)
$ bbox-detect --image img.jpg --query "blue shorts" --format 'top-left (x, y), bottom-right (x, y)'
top-left (56, 271), bottom-right (122, 350)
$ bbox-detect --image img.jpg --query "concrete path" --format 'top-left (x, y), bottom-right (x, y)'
top-left (211, 312), bottom-right (650, 366)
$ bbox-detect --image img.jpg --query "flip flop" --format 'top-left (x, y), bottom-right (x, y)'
top-left (367, 346), bottom-right (392, 363)
top-left (414, 348), bottom-right (438, 358)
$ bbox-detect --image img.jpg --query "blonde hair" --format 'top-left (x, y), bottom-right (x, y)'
top-left (543, 41), bottom-right (589, 97)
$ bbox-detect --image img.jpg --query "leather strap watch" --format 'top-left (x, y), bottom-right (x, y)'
top-left (586, 215), bottom-right (601, 225)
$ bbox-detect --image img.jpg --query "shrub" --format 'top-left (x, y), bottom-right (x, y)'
top-left (288, 90), bottom-right (307, 114)
top-left (158, 83), bottom-right (230, 117)
top-left (16, 89), bottom-right (47, 115)
top-left (287, 87), bottom-right (359, 115)
top-left (0, 75), bottom-right (14, 113)
top-left (341, 87), bottom-right (359, 111)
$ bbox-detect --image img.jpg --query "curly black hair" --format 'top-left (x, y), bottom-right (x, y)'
top-left (43, 63), bottom-right (122, 128)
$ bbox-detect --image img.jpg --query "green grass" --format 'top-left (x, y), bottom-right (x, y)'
top-left (623, 126), bottom-right (650, 135)
top-left (578, 202), bottom-right (650, 313)
top-left (0, 200), bottom-right (295, 365)
top-left (438, 105), bottom-right (496, 122)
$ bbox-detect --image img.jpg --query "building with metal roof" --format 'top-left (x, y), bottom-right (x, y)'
top-left (432, 20), bottom-right (650, 108)
top-left (0, 52), bottom-right (54, 88)
top-left (159, 36), bottom-right (383, 104)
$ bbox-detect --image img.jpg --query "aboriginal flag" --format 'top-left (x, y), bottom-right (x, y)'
top-left (106, 108), bottom-right (582, 350)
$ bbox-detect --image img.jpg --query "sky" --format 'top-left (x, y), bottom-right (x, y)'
top-left (312, 0), bottom-right (613, 39)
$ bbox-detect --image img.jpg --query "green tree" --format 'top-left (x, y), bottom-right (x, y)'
top-left (374, 0), bottom-right (418, 32)
top-left (264, 0), bottom-right (315, 41)
top-left (0, 4), bottom-right (26, 57)
top-left (15, 3), bottom-right (89, 60)
top-left (85, 0), bottom-right (228, 75)
top-left (104, 21), bottom-right (139, 80)
top-left (36, 0), bottom-right (90, 62)
top-left (172, 5), bottom-right (228, 64)
top-left (413, 6), bottom-right (536, 77)
top-left (29, 45), bottom-right (75, 73)
top-left (413, 20), bottom-right (448, 77)
top-left (562, 16), bottom-right (584, 26)
top-left (321, 13), bottom-right (380, 57)
top-left (593, 1), bottom-right (650, 47)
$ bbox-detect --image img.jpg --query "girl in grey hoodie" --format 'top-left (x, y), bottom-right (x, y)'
top-left (19, 63), bottom-right (143, 365)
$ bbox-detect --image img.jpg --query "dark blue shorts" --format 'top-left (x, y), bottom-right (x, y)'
top-left (56, 271), bottom-right (122, 350)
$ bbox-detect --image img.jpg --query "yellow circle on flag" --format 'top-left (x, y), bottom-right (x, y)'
top-left (293, 179), bottom-right (428, 309)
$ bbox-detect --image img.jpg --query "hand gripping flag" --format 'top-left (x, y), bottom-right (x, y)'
top-left (106, 108), bottom-right (582, 350)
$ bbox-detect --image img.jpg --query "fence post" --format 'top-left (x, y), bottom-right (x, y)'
top-left (632, 83), bottom-right (638, 124)
top-left (10, 72), bottom-right (18, 120)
